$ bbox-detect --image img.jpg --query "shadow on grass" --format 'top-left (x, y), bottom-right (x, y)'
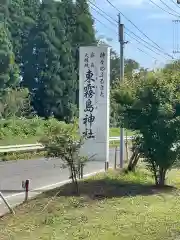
top-left (42, 175), bottom-right (176, 200)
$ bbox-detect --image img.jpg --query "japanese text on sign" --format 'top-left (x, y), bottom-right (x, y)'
top-left (83, 52), bottom-right (96, 139)
top-left (99, 52), bottom-right (106, 97)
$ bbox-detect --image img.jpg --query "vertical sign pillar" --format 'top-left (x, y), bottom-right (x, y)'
top-left (79, 46), bottom-right (110, 164)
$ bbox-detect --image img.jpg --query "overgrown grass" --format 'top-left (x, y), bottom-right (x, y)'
top-left (0, 117), bottom-right (68, 146)
top-left (0, 122), bottom-right (129, 146)
top-left (0, 117), bottom-right (71, 161)
top-left (1, 169), bottom-right (180, 239)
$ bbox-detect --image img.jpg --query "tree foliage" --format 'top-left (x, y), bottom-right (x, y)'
top-left (8, 0), bottom-right (25, 64)
top-left (0, 0), bottom-right (142, 128)
top-left (0, 24), bottom-right (19, 94)
top-left (110, 49), bottom-right (139, 88)
top-left (41, 122), bottom-right (88, 194)
top-left (113, 70), bottom-right (180, 186)
top-left (20, 0), bottom-right (96, 122)
top-left (0, 88), bottom-right (32, 118)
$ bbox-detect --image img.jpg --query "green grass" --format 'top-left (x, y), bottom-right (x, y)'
top-left (0, 128), bottom-right (133, 161)
top-left (1, 168), bottom-right (180, 240)
top-left (0, 128), bottom-right (133, 146)
top-left (110, 128), bottom-right (134, 137)
top-left (109, 128), bottom-right (134, 147)
top-left (0, 136), bottom-right (40, 146)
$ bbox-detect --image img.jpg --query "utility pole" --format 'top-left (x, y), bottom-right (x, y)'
top-left (118, 13), bottom-right (125, 169)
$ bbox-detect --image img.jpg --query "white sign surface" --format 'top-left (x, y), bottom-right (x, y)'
top-left (79, 46), bottom-right (110, 162)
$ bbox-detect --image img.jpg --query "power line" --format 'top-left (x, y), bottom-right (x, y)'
top-left (159, 0), bottom-right (180, 16)
top-left (105, 0), bottom-right (172, 56)
top-left (94, 16), bottom-right (117, 35)
top-left (125, 27), bottom-right (169, 58)
top-left (125, 31), bottom-right (164, 58)
top-left (169, 0), bottom-right (180, 9)
top-left (90, 1), bottom-right (172, 59)
top-left (89, 0), bottom-right (118, 23)
top-left (90, 4), bottom-right (116, 26)
top-left (149, 0), bottom-right (180, 18)
top-left (93, 15), bottom-right (159, 62)
top-left (136, 47), bottom-right (158, 61)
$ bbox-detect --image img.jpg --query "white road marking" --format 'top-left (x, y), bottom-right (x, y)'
top-left (0, 169), bottom-right (105, 203)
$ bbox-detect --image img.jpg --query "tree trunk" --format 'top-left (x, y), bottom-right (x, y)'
top-left (127, 148), bottom-right (139, 172)
top-left (158, 168), bottom-right (166, 187)
top-left (151, 161), bottom-right (158, 186)
top-left (72, 164), bottom-right (79, 195)
top-left (69, 166), bottom-right (74, 183)
top-left (127, 151), bottom-right (136, 171)
top-left (131, 153), bottom-right (140, 170)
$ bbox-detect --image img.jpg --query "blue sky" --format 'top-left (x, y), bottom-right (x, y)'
top-left (90, 0), bottom-right (180, 69)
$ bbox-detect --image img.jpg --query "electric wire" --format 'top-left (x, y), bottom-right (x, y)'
top-left (105, 0), bottom-right (172, 55)
top-left (89, 2), bottom-right (170, 59)
top-left (169, 0), bottom-right (180, 10)
top-left (93, 15), bottom-right (159, 62)
top-left (149, 0), bottom-right (180, 18)
top-left (159, 0), bottom-right (180, 16)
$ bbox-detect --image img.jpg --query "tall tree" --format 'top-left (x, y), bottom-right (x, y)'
top-left (0, 23), bottom-right (19, 94)
top-left (25, 0), bottom-right (77, 121)
top-left (73, 0), bottom-right (96, 106)
top-left (23, 0), bottom-right (40, 21)
top-left (110, 50), bottom-right (140, 87)
top-left (8, 0), bottom-right (25, 65)
top-left (73, 0), bottom-right (96, 47)
top-left (56, 0), bottom-right (78, 120)
top-left (0, 1), bottom-right (19, 93)
top-left (0, 0), bottom-right (9, 23)
top-left (21, 0), bottom-right (40, 89)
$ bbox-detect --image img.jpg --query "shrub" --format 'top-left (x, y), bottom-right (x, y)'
top-left (113, 71), bottom-right (180, 186)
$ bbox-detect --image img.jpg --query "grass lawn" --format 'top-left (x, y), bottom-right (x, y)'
top-left (109, 128), bottom-right (134, 147)
top-left (109, 128), bottom-right (134, 137)
top-left (1, 168), bottom-right (180, 239)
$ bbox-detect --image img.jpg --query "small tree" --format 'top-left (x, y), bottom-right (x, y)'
top-left (113, 70), bottom-right (180, 186)
top-left (41, 122), bottom-right (88, 194)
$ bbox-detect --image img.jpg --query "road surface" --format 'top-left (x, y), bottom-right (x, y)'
top-left (0, 148), bottom-right (121, 216)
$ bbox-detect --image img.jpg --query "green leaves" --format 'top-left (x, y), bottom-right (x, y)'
top-left (0, 23), bottom-right (19, 93)
top-left (41, 121), bottom-right (87, 193)
top-left (113, 68), bottom-right (180, 185)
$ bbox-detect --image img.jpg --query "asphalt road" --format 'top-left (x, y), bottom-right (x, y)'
top-left (0, 148), bottom-right (121, 216)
